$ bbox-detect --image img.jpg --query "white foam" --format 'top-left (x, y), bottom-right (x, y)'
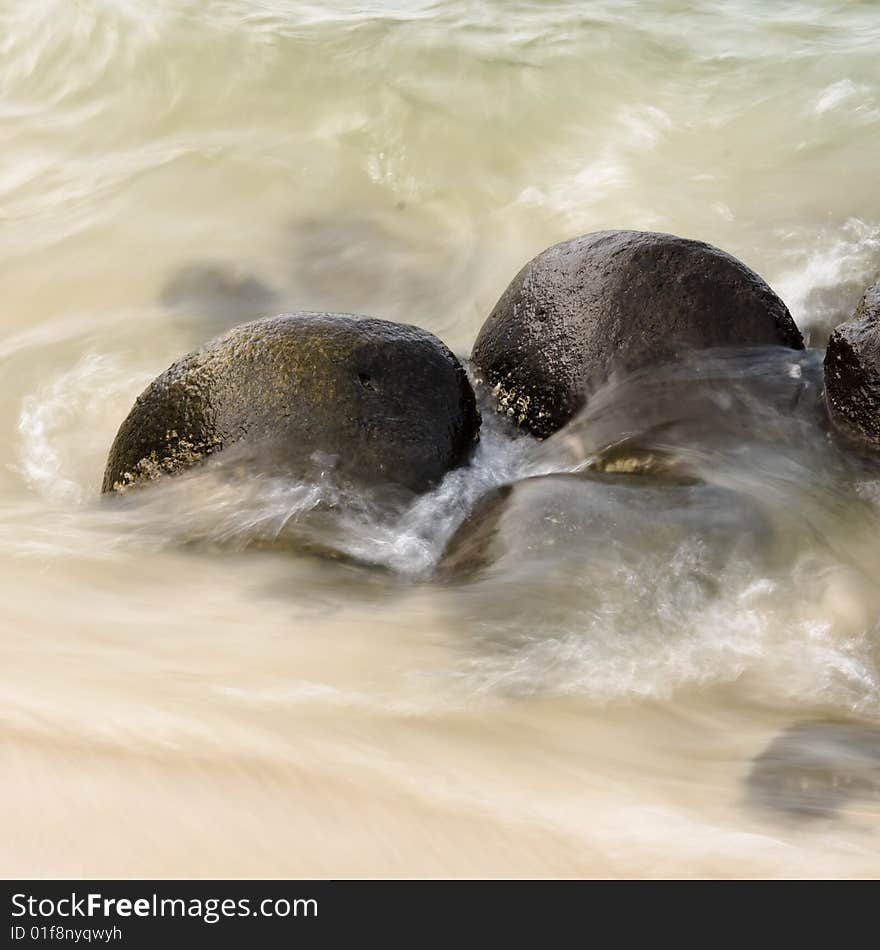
top-left (773, 217), bottom-right (880, 339)
top-left (814, 79), bottom-right (861, 115)
top-left (513, 103), bottom-right (673, 225)
top-left (16, 353), bottom-right (150, 504)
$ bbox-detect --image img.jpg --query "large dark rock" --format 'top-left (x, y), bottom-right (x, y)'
top-left (824, 278), bottom-right (880, 448)
top-left (103, 312), bottom-right (480, 495)
top-left (472, 230), bottom-right (804, 437)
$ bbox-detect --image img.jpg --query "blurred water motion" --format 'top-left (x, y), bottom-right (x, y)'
top-left (2, 0), bottom-right (880, 877)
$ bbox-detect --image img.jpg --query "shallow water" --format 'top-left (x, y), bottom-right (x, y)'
top-left (2, 0), bottom-right (880, 878)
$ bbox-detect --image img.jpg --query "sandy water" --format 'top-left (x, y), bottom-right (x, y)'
top-left (2, 0), bottom-right (880, 878)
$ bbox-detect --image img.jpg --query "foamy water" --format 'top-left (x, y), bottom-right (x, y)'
top-left (2, 0), bottom-right (880, 878)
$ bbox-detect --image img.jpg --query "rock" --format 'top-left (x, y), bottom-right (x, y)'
top-left (103, 312), bottom-right (480, 495)
top-left (438, 471), bottom-right (771, 580)
top-left (439, 483), bottom-right (513, 577)
top-left (747, 720), bottom-right (880, 818)
top-left (824, 278), bottom-right (880, 448)
top-left (472, 230), bottom-right (804, 437)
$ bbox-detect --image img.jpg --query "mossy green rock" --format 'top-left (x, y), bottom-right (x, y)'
top-left (103, 312), bottom-right (480, 494)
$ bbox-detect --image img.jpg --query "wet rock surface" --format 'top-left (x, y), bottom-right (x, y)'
top-left (103, 312), bottom-right (480, 495)
top-left (824, 278), bottom-right (880, 448)
top-left (472, 230), bottom-right (804, 437)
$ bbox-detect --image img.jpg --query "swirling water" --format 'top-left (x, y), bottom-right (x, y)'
top-left (2, 0), bottom-right (880, 877)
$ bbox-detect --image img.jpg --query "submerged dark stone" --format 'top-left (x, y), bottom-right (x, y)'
top-left (824, 278), bottom-right (880, 448)
top-left (287, 210), bottom-right (479, 330)
top-left (438, 471), bottom-right (771, 580)
top-left (472, 230), bottom-right (804, 437)
top-left (103, 312), bottom-right (480, 495)
top-left (747, 720), bottom-right (880, 818)
top-left (160, 262), bottom-right (280, 333)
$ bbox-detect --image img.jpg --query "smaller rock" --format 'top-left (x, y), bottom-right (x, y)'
top-left (160, 261), bottom-right (279, 333)
top-left (747, 720), bottom-right (880, 818)
top-left (824, 278), bottom-right (880, 447)
top-left (438, 471), bottom-right (771, 580)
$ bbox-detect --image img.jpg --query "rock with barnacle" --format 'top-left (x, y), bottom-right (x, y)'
top-left (472, 230), bottom-right (804, 437)
top-left (103, 312), bottom-right (481, 495)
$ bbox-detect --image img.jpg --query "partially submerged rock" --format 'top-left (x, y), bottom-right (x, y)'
top-left (747, 720), bottom-right (880, 818)
top-left (439, 471), bottom-right (771, 580)
top-left (824, 278), bottom-right (880, 448)
top-left (288, 212), bottom-right (472, 327)
top-left (472, 230), bottom-right (803, 437)
top-left (160, 261), bottom-right (279, 334)
top-left (103, 312), bottom-right (480, 495)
